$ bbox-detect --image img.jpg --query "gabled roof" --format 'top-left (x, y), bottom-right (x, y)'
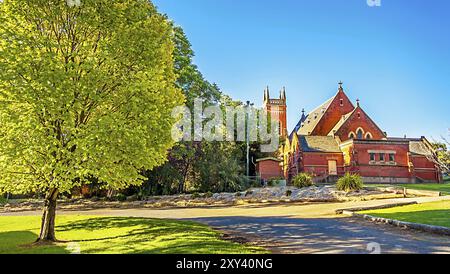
top-left (328, 108), bottom-right (357, 135)
top-left (409, 138), bottom-right (434, 156)
top-left (297, 96), bottom-right (335, 135)
top-left (298, 135), bottom-right (341, 153)
top-left (329, 105), bottom-right (385, 139)
top-left (256, 157), bottom-right (283, 163)
top-left (296, 85), bottom-right (355, 136)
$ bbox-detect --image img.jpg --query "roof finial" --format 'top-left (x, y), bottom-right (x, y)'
top-left (356, 98), bottom-right (360, 107)
top-left (302, 108), bottom-right (305, 115)
top-left (338, 81), bottom-right (344, 91)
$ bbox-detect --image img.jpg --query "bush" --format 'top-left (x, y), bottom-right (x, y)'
top-left (267, 177), bottom-right (284, 187)
top-left (336, 173), bottom-right (364, 192)
top-left (114, 193), bottom-right (127, 202)
top-left (285, 190), bottom-right (292, 197)
top-left (292, 173), bottom-right (314, 188)
top-left (0, 196), bottom-right (8, 205)
top-left (191, 192), bottom-right (201, 199)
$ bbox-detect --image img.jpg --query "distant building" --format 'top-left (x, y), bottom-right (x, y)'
top-left (257, 83), bottom-right (443, 184)
top-left (263, 86), bottom-right (288, 138)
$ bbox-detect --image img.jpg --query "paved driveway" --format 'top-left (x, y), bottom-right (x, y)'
top-left (189, 216), bottom-right (450, 254)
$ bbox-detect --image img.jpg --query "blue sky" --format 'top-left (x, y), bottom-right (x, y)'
top-left (153, 0), bottom-right (450, 140)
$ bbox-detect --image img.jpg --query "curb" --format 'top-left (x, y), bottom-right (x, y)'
top-left (344, 211), bottom-right (450, 236)
top-left (335, 201), bottom-right (418, 215)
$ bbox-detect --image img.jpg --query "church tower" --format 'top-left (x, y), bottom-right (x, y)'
top-left (263, 86), bottom-right (287, 138)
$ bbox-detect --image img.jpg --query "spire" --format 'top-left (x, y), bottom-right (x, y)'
top-left (300, 108), bottom-right (306, 121)
top-left (280, 87), bottom-right (286, 100)
top-left (264, 86), bottom-right (270, 102)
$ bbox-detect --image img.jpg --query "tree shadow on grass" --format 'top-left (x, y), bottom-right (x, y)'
top-left (54, 217), bottom-right (259, 254)
top-left (0, 231), bottom-right (68, 254)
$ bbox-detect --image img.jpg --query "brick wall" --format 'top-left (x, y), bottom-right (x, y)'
top-left (345, 140), bottom-right (411, 179)
top-left (256, 160), bottom-right (283, 180)
top-left (301, 152), bottom-right (345, 177)
top-left (410, 155), bottom-right (440, 182)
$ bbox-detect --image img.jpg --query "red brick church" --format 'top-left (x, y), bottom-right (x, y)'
top-left (256, 83), bottom-right (443, 184)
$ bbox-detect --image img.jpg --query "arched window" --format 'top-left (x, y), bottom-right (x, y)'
top-left (365, 132), bottom-right (373, 139)
top-left (356, 129), bottom-right (364, 139)
top-left (349, 132), bottom-right (356, 139)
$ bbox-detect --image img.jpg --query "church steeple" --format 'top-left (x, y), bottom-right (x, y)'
top-left (280, 87), bottom-right (286, 101)
top-left (263, 86), bottom-right (270, 102)
top-left (263, 85), bottom-right (287, 138)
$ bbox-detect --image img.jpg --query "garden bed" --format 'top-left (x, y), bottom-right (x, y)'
top-left (0, 185), bottom-right (415, 213)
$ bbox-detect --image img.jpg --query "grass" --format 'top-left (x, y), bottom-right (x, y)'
top-left (0, 215), bottom-right (265, 254)
top-left (399, 183), bottom-right (450, 194)
top-left (361, 200), bottom-right (450, 228)
top-left (369, 182), bottom-right (450, 195)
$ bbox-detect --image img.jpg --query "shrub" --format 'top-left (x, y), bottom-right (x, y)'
top-left (336, 173), bottom-right (364, 192)
top-left (292, 173), bottom-right (314, 188)
top-left (267, 177), bottom-right (284, 187)
top-left (204, 192), bottom-right (213, 198)
top-left (285, 190), bottom-right (292, 197)
top-left (191, 192), bottom-right (201, 199)
top-left (114, 193), bottom-right (127, 202)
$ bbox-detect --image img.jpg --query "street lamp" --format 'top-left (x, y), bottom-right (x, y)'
top-left (245, 101), bottom-right (254, 177)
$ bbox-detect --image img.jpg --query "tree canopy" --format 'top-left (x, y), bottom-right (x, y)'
top-left (0, 0), bottom-right (183, 240)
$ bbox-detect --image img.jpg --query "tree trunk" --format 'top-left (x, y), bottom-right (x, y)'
top-left (37, 188), bottom-right (59, 242)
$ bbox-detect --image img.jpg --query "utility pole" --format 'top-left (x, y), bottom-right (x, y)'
top-left (245, 101), bottom-right (254, 177)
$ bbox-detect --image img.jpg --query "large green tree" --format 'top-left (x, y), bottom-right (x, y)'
top-left (0, 0), bottom-right (183, 241)
top-left (141, 26), bottom-right (248, 195)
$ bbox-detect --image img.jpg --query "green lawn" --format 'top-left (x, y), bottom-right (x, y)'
top-left (0, 215), bottom-right (265, 254)
top-left (361, 200), bottom-right (450, 228)
top-left (370, 182), bottom-right (450, 195)
top-left (398, 183), bottom-right (450, 194)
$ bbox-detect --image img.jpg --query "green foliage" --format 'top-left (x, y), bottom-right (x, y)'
top-left (292, 173), bottom-right (315, 188)
top-left (336, 173), bottom-right (364, 192)
top-left (139, 25), bottom-right (247, 196)
top-left (267, 177), bottom-right (283, 187)
top-left (285, 190), bottom-right (292, 197)
top-left (0, 0), bottom-right (183, 195)
top-left (113, 193), bottom-right (127, 202)
top-left (432, 142), bottom-right (450, 172)
top-left (0, 196), bottom-right (8, 205)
